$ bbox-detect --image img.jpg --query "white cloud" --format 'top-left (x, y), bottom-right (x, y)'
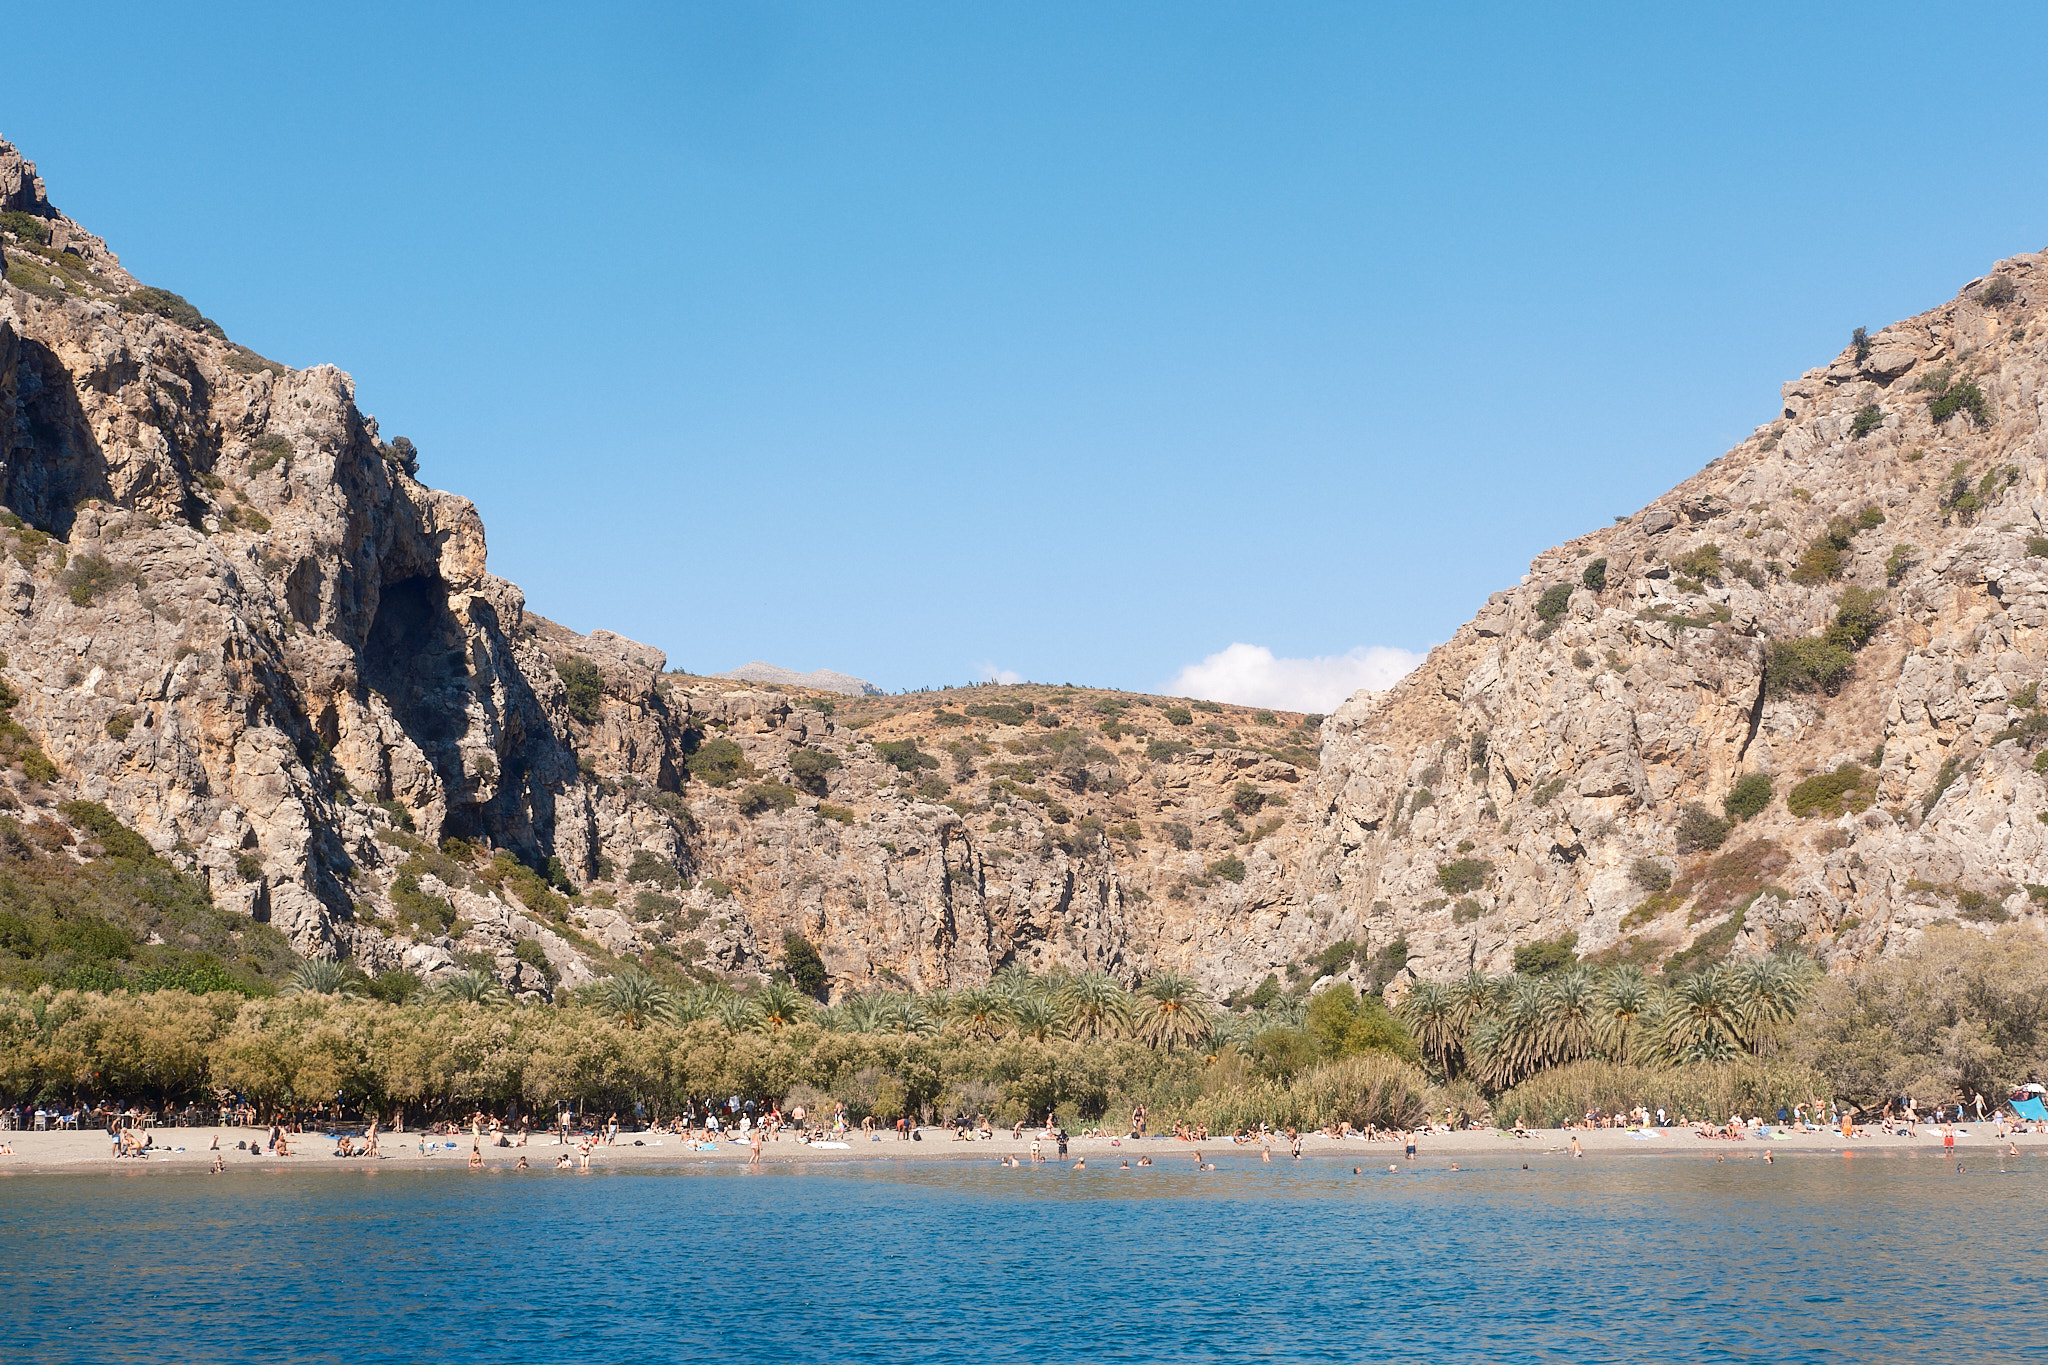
top-left (974, 662), bottom-right (1024, 685)
top-left (1164, 642), bottom-right (1424, 714)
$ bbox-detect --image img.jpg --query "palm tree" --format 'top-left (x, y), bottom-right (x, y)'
top-left (716, 993), bottom-right (765, 1033)
top-left (1397, 979), bottom-right (1463, 1077)
top-left (840, 994), bottom-right (886, 1034)
top-left (284, 959), bottom-right (361, 997)
top-left (1730, 953), bottom-right (1817, 1053)
top-left (1540, 967), bottom-right (1601, 1066)
top-left (1137, 971), bottom-right (1213, 1053)
top-left (1595, 966), bottom-right (1653, 1062)
top-left (753, 981), bottom-right (810, 1031)
top-left (1058, 972), bottom-right (1132, 1042)
top-left (675, 984), bottom-right (726, 1024)
top-left (1450, 970), bottom-right (1499, 1034)
top-left (1468, 976), bottom-right (1549, 1090)
top-left (1008, 993), bottom-right (1060, 1042)
top-left (432, 968), bottom-right (508, 1006)
top-left (877, 994), bottom-right (938, 1036)
top-left (594, 970), bottom-right (678, 1029)
top-left (949, 987), bottom-right (1010, 1039)
top-left (1659, 967), bottom-right (1742, 1063)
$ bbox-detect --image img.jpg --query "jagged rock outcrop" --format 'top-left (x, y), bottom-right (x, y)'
top-left (10, 133), bottom-right (2045, 1004)
top-left (0, 137), bottom-right (1333, 999)
top-left (1300, 252), bottom-right (2048, 987)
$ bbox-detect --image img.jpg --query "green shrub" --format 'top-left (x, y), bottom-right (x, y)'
top-left (125, 286), bottom-right (205, 330)
top-left (1765, 636), bottom-right (1854, 696)
top-left (1163, 821), bottom-right (1194, 851)
top-left (703, 878), bottom-right (734, 900)
top-left (1851, 326), bottom-right (1870, 361)
top-left (873, 739), bottom-right (939, 772)
top-left (965, 702), bottom-right (1032, 725)
top-left (61, 554), bottom-right (133, 607)
top-left (1672, 544), bottom-right (1723, 582)
top-left (1979, 275), bottom-right (2017, 307)
top-left (248, 433), bottom-right (293, 473)
top-left (1849, 404), bottom-right (1884, 439)
top-left (1629, 857), bottom-right (1673, 894)
top-left (0, 210), bottom-right (51, 244)
top-left (1723, 772), bottom-right (1773, 822)
top-left (1786, 764), bottom-right (1875, 819)
top-left (59, 801), bottom-right (156, 862)
top-left (1789, 519), bottom-right (1854, 585)
top-left (1854, 505), bottom-right (1886, 531)
top-left (2028, 536), bottom-right (2048, 559)
top-left (1254, 710), bottom-right (1279, 726)
top-left (104, 711), bottom-right (136, 741)
top-left (625, 850), bottom-right (683, 890)
top-left (1885, 543), bottom-right (1918, 585)
top-left (1921, 754), bottom-right (1967, 818)
top-left (1513, 932), bottom-right (1578, 976)
top-left (1163, 706), bottom-right (1193, 727)
top-left (1436, 858), bottom-right (1493, 894)
top-left (1231, 782), bottom-right (1266, 816)
top-left (1675, 803), bottom-right (1732, 854)
top-left (1146, 738), bottom-right (1189, 761)
top-left (1535, 583), bottom-right (1574, 623)
top-left (1827, 586), bottom-right (1886, 651)
top-left (686, 737), bottom-right (754, 787)
top-left (816, 802), bottom-right (856, 825)
top-left (1927, 377), bottom-right (1989, 426)
top-left (1531, 776), bottom-right (1568, 808)
top-left (513, 937), bottom-right (551, 972)
top-left (234, 852), bottom-right (263, 881)
top-left (788, 747), bottom-right (842, 794)
top-left (1581, 558), bottom-right (1608, 592)
top-left (555, 657), bottom-right (604, 726)
top-left (738, 781), bottom-right (797, 816)
top-left (782, 932), bottom-right (828, 997)
top-left (1210, 854), bottom-right (1247, 883)
top-left (1452, 898), bottom-right (1487, 923)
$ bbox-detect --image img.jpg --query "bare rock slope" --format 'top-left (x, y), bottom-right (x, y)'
top-left (8, 135), bottom-right (2045, 1003)
top-left (1300, 253), bottom-right (2048, 988)
top-left (0, 138), bottom-right (1336, 1000)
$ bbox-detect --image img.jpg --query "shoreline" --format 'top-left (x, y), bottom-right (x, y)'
top-left (4, 1122), bottom-right (2042, 1176)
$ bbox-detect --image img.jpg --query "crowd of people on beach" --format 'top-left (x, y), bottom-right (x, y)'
top-left (8, 1083), bottom-right (2048, 1174)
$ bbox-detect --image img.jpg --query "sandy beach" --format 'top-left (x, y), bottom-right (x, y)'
top-left (4, 1120), bottom-right (2042, 1175)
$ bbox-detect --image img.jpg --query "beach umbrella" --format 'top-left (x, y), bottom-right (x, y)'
top-left (2025, 1084), bottom-right (2046, 1093)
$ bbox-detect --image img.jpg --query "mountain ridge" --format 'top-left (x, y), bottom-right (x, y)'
top-left (4, 133), bottom-right (2045, 1007)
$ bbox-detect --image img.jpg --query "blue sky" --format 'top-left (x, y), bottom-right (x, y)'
top-left (7, 3), bottom-right (2047, 706)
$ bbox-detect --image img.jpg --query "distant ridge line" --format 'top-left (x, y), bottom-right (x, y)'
top-left (713, 661), bottom-right (883, 697)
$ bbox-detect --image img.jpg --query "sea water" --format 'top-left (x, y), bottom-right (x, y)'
top-left (3, 1148), bottom-right (2043, 1361)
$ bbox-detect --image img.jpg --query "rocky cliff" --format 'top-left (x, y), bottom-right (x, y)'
top-left (0, 138), bottom-right (1346, 1001)
top-left (8, 136), bottom-right (2045, 1006)
top-left (1299, 252), bottom-right (2048, 988)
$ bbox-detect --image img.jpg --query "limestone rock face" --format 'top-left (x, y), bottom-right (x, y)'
top-left (9, 133), bottom-right (2047, 1003)
top-left (0, 136), bottom-right (1330, 999)
top-left (1300, 252), bottom-right (2048, 988)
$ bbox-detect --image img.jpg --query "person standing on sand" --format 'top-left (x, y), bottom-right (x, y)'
top-left (1944, 1124), bottom-right (1956, 1156)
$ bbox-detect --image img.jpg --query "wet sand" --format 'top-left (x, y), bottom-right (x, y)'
top-left (3, 1120), bottom-right (2041, 1174)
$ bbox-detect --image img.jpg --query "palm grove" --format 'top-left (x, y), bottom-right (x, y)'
top-left (3, 803), bottom-right (2045, 1131)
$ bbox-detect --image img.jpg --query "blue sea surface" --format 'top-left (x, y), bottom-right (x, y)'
top-left (3, 1147), bottom-right (2044, 1362)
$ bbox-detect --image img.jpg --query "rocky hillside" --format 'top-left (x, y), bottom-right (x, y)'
top-left (1300, 252), bottom-right (2048, 988)
top-left (8, 134), bottom-right (2045, 1007)
top-left (0, 137), bottom-right (1352, 1002)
